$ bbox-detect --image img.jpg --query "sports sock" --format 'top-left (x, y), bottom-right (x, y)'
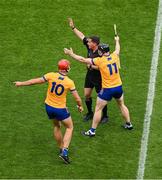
top-left (90, 128), bottom-right (96, 133)
top-left (126, 122), bottom-right (131, 125)
top-left (62, 148), bottom-right (68, 156)
top-left (85, 97), bottom-right (93, 113)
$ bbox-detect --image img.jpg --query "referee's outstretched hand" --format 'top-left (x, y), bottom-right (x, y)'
top-left (64, 48), bottom-right (73, 55)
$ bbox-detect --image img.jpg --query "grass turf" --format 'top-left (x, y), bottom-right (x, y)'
top-left (0, 0), bottom-right (159, 178)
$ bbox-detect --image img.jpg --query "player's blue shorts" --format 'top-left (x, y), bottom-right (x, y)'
top-left (98, 85), bottom-right (123, 101)
top-left (45, 104), bottom-right (70, 121)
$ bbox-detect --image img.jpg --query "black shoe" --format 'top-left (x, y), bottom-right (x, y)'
top-left (81, 130), bottom-right (95, 137)
top-left (83, 112), bottom-right (93, 121)
top-left (122, 123), bottom-right (133, 130)
top-left (100, 116), bottom-right (109, 124)
top-left (59, 154), bottom-right (70, 164)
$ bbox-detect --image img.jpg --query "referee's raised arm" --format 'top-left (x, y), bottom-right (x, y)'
top-left (68, 18), bottom-right (85, 41)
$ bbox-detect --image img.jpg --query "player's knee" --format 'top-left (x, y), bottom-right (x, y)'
top-left (117, 101), bottom-right (122, 106)
top-left (85, 92), bottom-right (91, 98)
top-left (95, 103), bottom-right (103, 112)
top-left (84, 90), bottom-right (92, 99)
top-left (119, 103), bottom-right (126, 111)
top-left (85, 95), bottom-right (92, 101)
top-left (66, 121), bottom-right (73, 130)
top-left (116, 98), bottom-right (124, 106)
top-left (67, 125), bottom-right (73, 132)
top-left (118, 103), bottom-right (124, 110)
top-left (54, 125), bottom-right (61, 132)
top-left (69, 123), bottom-right (73, 130)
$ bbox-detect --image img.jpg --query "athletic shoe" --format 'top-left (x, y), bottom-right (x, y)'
top-left (82, 129), bottom-right (95, 137)
top-left (122, 123), bottom-right (133, 130)
top-left (83, 112), bottom-right (93, 121)
top-left (59, 154), bottom-right (70, 164)
top-left (100, 116), bottom-right (109, 124)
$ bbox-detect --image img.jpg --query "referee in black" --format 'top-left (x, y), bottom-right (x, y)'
top-left (68, 18), bottom-right (109, 123)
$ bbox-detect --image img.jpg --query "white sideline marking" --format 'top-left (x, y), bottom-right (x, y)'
top-left (137, 0), bottom-right (162, 179)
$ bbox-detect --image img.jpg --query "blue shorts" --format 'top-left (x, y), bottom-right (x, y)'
top-left (45, 104), bottom-right (70, 121)
top-left (98, 86), bottom-right (123, 101)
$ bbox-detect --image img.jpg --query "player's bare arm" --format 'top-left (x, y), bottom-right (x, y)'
top-left (68, 18), bottom-right (85, 40)
top-left (71, 90), bottom-right (84, 112)
top-left (114, 35), bottom-right (120, 56)
top-left (87, 64), bottom-right (99, 70)
top-left (13, 77), bottom-right (45, 87)
top-left (64, 48), bottom-right (92, 65)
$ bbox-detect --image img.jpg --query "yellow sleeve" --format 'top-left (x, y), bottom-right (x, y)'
top-left (69, 80), bottom-right (76, 92)
top-left (43, 72), bottom-right (53, 81)
top-left (91, 57), bottom-right (101, 66)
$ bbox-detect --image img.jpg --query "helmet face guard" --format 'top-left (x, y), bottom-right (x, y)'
top-left (98, 44), bottom-right (110, 54)
top-left (98, 49), bottom-right (104, 56)
top-left (66, 66), bottom-right (71, 72)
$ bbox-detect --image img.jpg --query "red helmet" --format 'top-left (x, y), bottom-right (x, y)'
top-left (58, 59), bottom-right (70, 72)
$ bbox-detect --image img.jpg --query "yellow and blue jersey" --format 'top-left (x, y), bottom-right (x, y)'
top-left (92, 52), bottom-right (122, 88)
top-left (43, 72), bottom-right (76, 108)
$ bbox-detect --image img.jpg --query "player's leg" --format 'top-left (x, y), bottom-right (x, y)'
top-left (83, 97), bottom-right (107, 137)
top-left (115, 95), bottom-right (133, 130)
top-left (92, 97), bottom-right (108, 129)
top-left (59, 116), bottom-right (73, 164)
top-left (84, 88), bottom-right (93, 112)
top-left (45, 104), bottom-right (63, 152)
top-left (61, 116), bottom-right (73, 149)
top-left (84, 87), bottom-right (94, 121)
top-left (95, 84), bottom-right (109, 123)
top-left (84, 71), bottom-right (95, 121)
top-left (53, 120), bottom-right (63, 152)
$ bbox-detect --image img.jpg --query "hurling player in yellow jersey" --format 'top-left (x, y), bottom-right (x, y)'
top-left (14, 59), bottom-right (83, 163)
top-left (64, 36), bottom-right (133, 137)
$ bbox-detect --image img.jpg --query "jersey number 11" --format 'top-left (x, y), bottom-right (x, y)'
top-left (107, 63), bottom-right (118, 75)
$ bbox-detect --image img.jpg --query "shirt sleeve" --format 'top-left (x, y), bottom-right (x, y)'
top-left (91, 57), bottom-right (101, 67)
top-left (69, 80), bottom-right (76, 92)
top-left (83, 37), bottom-right (88, 45)
top-left (43, 72), bottom-right (52, 82)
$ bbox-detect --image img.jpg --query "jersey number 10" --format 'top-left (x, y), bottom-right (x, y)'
top-left (51, 82), bottom-right (64, 96)
top-left (107, 63), bottom-right (118, 75)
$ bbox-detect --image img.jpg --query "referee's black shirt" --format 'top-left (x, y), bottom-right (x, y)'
top-left (83, 37), bottom-right (101, 78)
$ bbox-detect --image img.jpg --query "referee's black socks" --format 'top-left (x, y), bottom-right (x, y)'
top-left (85, 97), bottom-right (93, 113)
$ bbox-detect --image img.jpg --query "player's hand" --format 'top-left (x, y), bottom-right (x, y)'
top-left (13, 81), bottom-right (22, 87)
top-left (114, 35), bottom-right (119, 41)
top-left (64, 48), bottom-right (73, 55)
top-left (77, 105), bottom-right (84, 113)
top-left (68, 18), bottom-right (75, 28)
top-left (87, 64), bottom-right (92, 69)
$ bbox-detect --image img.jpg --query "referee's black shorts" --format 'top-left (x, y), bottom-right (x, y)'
top-left (84, 69), bottom-right (102, 93)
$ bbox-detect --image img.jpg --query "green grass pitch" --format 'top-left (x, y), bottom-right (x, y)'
top-left (0, 0), bottom-right (161, 179)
